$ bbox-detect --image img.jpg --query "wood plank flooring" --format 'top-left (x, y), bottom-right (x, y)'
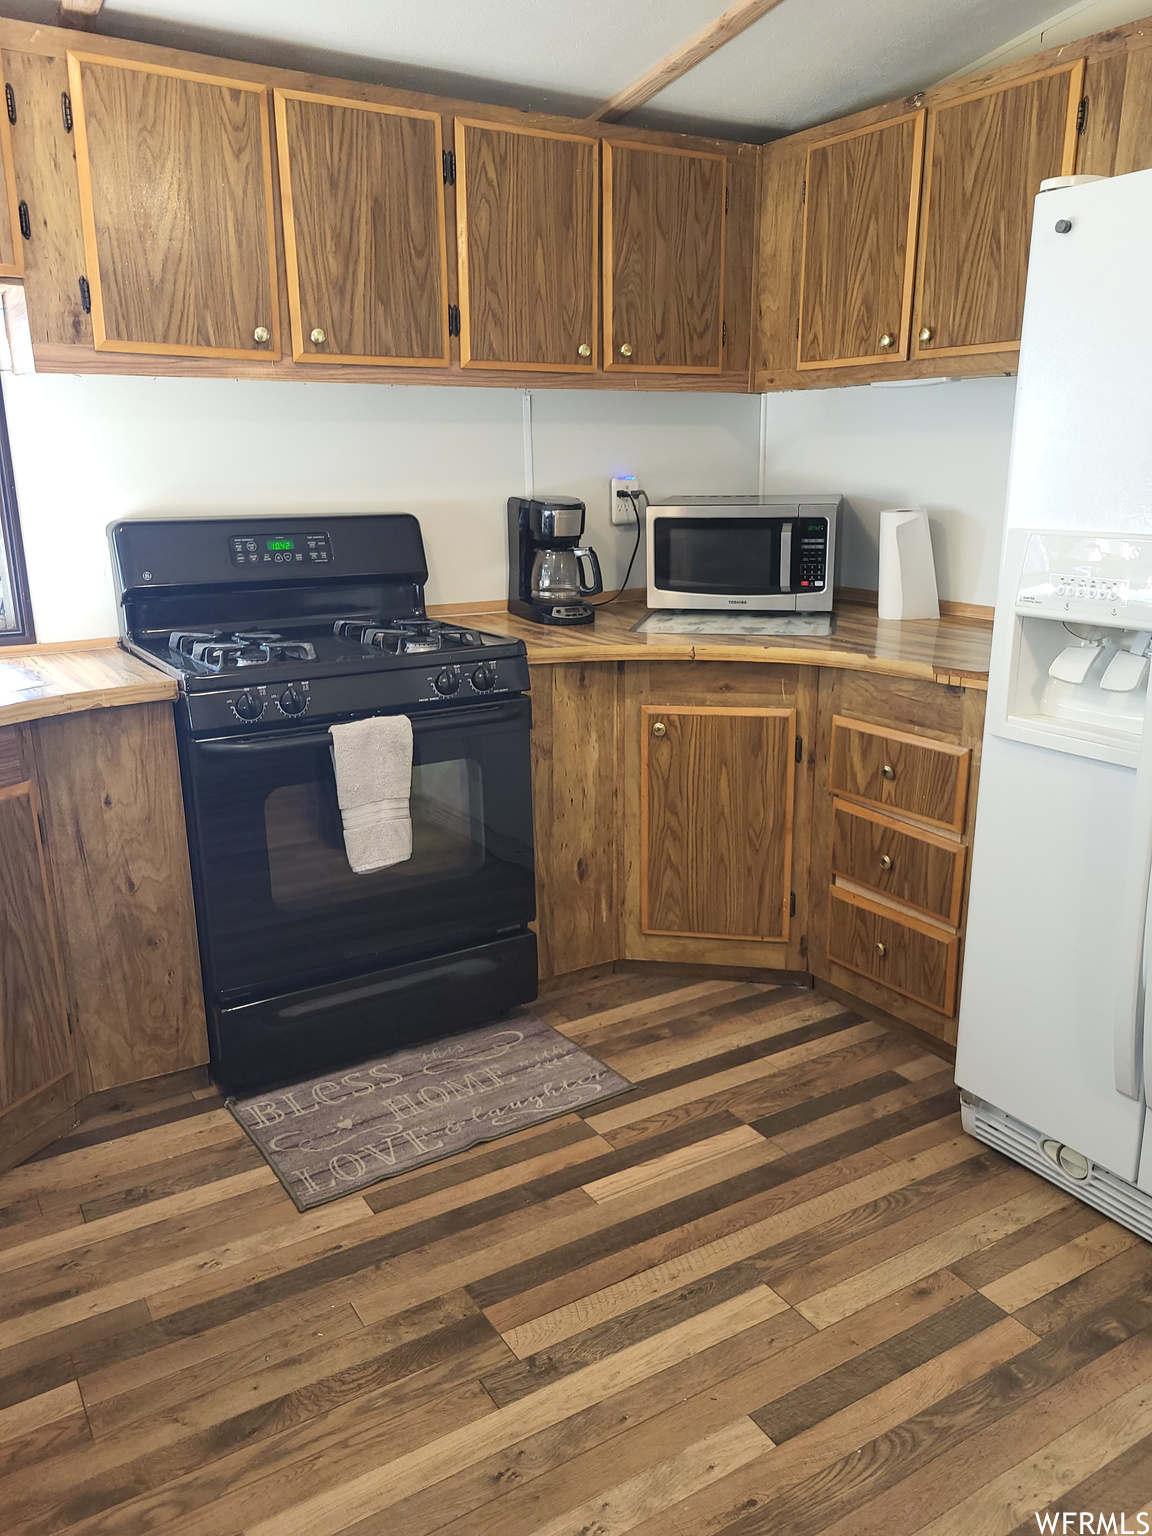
top-left (0, 969), bottom-right (1149, 1535)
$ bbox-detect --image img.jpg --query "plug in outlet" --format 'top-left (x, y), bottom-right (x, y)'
top-left (611, 476), bottom-right (641, 526)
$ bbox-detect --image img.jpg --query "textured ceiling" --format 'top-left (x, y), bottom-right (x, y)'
top-left (0, 0), bottom-right (1110, 139)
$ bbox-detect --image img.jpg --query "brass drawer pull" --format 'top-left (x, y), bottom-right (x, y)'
top-left (253, 326), bottom-right (270, 344)
top-left (310, 327), bottom-right (327, 345)
top-left (619, 342), bottom-right (633, 357)
top-left (881, 764), bottom-right (895, 781)
top-left (879, 333), bottom-right (894, 349)
top-left (879, 854), bottom-right (893, 870)
top-left (919, 326), bottom-right (933, 343)
top-left (875, 941), bottom-right (887, 957)
top-left (577, 343), bottom-right (591, 358)
top-left (652, 721), bottom-right (666, 737)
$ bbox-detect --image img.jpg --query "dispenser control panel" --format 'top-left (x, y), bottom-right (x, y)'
top-left (1015, 532), bottom-right (1152, 627)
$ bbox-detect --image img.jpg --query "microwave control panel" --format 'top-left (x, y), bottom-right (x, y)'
top-left (796, 519), bottom-right (828, 590)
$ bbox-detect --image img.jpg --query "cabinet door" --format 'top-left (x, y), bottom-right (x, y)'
top-left (275, 91), bottom-right (448, 367)
top-left (642, 705), bottom-right (795, 941)
top-left (604, 141), bottom-right (726, 373)
top-left (456, 119), bottom-right (597, 371)
top-left (0, 727), bottom-right (73, 1146)
top-left (68, 53), bottom-right (280, 359)
top-left (797, 112), bottom-right (924, 369)
top-left (914, 62), bottom-right (1084, 358)
top-left (0, 82), bottom-right (22, 279)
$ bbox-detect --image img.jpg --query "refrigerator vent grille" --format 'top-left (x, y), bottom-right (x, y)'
top-left (963, 1100), bottom-right (1152, 1243)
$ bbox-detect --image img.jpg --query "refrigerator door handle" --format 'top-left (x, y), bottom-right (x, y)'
top-left (1116, 685), bottom-right (1152, 1099)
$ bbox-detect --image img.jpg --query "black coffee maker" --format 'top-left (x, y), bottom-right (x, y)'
top-left (507, 496), bottom-right (603, 625)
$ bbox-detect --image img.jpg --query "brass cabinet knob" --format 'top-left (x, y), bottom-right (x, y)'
top-left (652, 721), bottom-right (666, 737)
top-left (875, 941), bottom-right (887, 957)
top-left (879, 334), bottom-right (894, 349)
top-left (619, 342), bottom-right (633, 357)
top-left (881, 764), bottom-right (896, 780)
top-left (253, 326), bottom-right (270, 343)
top-left (919, 326), bottom-right (933, 343)
top-left (310, 327), bottom-right (327, 345)
top-left (879, 854), bottom-right (893, 871)
top-left (577, 343), bottom-right (591, 358)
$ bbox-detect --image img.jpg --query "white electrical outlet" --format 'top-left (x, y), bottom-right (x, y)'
top-left (611, 476), bottom-right (640, 526)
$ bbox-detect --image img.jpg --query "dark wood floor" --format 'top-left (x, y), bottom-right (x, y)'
top-left (1, 970), bottom-right (1150, 1536)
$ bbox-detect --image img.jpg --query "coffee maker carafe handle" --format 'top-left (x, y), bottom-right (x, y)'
top-left (574, 545), bottom-right (603, 597)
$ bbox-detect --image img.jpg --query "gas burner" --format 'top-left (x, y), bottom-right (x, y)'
top-left (332, 618), bottom-right (480, 655)
top-left (182, 633), bottom-right (318, 673)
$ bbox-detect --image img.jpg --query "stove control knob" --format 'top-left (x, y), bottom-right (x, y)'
top-left (278, 685), bottom-right (307, 716)
top-left (233, 689), bottom-right (264, 721)
top-left (434, 669), bottom-right (460, 696)
top-left (471, 663), bottom-right (496, 692)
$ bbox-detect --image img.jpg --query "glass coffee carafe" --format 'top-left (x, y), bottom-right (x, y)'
top-left (529, 545), bottom-right (602, 605)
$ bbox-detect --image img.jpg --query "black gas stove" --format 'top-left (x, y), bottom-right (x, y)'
top-left (108, 514), bottom-right (537, 1092)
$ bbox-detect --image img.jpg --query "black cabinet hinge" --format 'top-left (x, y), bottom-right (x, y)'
top-left (36, 810), bottom-right (46, 844)
top-left (18, 200), bottom-right (30, 240)
top-left (722, 320), bottom-right (727, 346)
top-left (442, 149), bottom-right (456, 184)
top-left (447, 303), bottom-right (460, 337)
top-left (795, 734), bottom-right (803, 763)
top-left (790, 891), bottom-right (796, 917)
top-left (801, 178), bottom-right (806, 206)
top-left (725, 185), bottom-right (729, 214)
top-left (1076, 97), bottom-right (1088, 134)
top-left (61, 91), bottom-right (73, 133)
top-left (79, 275), bottom-right (91, 313)
top-left (5, 83), bottom-right (15, 125)
top-left (795, 316), bottom-right (800, 340)
top-left (66, 1009), bottom-right (74, 1036)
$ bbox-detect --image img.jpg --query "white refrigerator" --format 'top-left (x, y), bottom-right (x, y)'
top-left (956, 166), bottom-right (1152, 1240)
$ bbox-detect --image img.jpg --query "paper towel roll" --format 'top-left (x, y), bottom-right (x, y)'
top-left (878, 508), bottom-right (939, 621)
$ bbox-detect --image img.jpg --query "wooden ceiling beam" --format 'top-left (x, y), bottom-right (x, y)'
top-left (589, 0), bottom-right (789, 123)
top-left (58, 0), bottom-right (104, 30)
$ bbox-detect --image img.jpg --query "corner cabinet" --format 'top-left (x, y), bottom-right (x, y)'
top-left (455, 118), bottom-right (599, 371)
top-left (0, 725), bottom-right (74, 1173)
top-left (274, 90), bottom-right (449, 367)
top-left (603, 141), bottom-right (727, 373)
top-left (913, 61), bottom-right (1084, 359)
top-left (622, 661), bottom-right (815, 971)
top-left (797, 111), bottom-right (924, 369)
top-left (67, 52), bottom-right (280, 359)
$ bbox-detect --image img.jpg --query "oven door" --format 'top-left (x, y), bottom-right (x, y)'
top-left (183, 697), bottom-right (534, 1002)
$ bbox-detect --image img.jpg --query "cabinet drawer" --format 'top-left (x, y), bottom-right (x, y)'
top-left (831, 799), bottom-right (965, 925)
top-left (828, 886), bottom-right (959, 1015)
top-left (828, 714), bottom-right (969, 829)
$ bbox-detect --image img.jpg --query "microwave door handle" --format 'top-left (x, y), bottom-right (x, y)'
top-left (779, 522), bottom-right (793, 592)
top-left (1116, 680), bottom-right (1152, 1099)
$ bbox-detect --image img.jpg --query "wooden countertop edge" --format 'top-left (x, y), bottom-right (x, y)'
top-left (0, 646), bottom-right (178, 729)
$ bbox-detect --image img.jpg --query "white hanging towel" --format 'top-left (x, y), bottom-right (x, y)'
top-left (329, 714), bottom-right (413, 873)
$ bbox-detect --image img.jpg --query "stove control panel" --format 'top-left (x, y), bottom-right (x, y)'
top-left (186, 656), bottom-right (530, 734)
top-left (229, 532), bottom-right (333, 568)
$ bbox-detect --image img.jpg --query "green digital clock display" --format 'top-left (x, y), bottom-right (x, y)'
top-left (267, 538), bottom-right (294, 551)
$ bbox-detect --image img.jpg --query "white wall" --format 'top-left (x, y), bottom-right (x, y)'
top-left (762, 375), bottom-right (1018, 606)
top-left (3, 375), bottom-right (761, 643)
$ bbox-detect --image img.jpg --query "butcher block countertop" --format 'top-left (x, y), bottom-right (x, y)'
top-left (0, 644), bottom-right (176, 728)
top-left (449, 598), bottom-right (993, 687)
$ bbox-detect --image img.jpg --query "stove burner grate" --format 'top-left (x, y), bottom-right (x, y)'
top-left (333, 618), bottom-right (480, 655)
top-left (171, 629), bottom-right (317, 673)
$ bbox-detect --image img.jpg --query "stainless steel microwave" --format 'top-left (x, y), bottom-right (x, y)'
top-left (646, 495), bottom-right (841, 612)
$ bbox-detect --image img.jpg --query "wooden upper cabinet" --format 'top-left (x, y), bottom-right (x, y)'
top-left (642, 704), bottom-right (795, 942)
top-left (67, 53), bottom-right (280, 359)
top-left (604, 141), bottom-right (726, 373)
top-left (0, 727), bottom-right (72, 1128)
top-left (797, 112), bottom-right (925, 369)
top-left (914, 61), bottom-right (1084, 358)
top-left (0, 84), bottom-right (22, 279)
top-left (275, 91), bottom-right (448, 367)
top-left (456, 119), bottom-right (597, 371)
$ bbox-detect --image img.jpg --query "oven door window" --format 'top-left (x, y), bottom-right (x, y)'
top-left (654, 517), bottom-right (785, 596)
top-left (265, 758), bottom-right (484, 912)
top-left (187, 699), bottom-right (534, 1000)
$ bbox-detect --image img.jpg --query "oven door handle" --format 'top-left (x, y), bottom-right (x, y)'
top-left (193, 699), bottom-right (529, 755)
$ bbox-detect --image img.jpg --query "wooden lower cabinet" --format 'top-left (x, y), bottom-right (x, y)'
top-left (622, 661), bottom-right (814, 971)
top-left (32, 702), bottom-right (209, 1096)
top-left (810, 670), bottom-right (985, 1048)
top-left (0, 724), bottom-right (75, 1172)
